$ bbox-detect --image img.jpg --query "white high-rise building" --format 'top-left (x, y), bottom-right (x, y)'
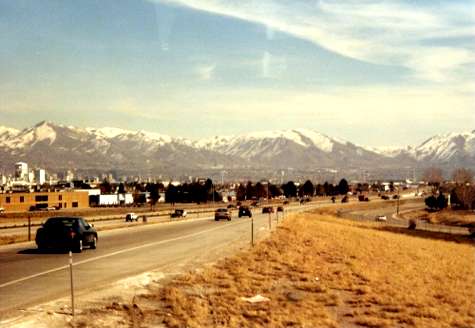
top-left (35, 169), bottom-right (46, 185)
top-left (65, 170), bottom-right (74, 182)
top-left (28, 171), bottom-right (34, 183)
top-left (14, 162), bottom-right (28, 180)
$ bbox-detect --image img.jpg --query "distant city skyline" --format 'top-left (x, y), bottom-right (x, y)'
top-left (1, 0), bottom-right (474, 147)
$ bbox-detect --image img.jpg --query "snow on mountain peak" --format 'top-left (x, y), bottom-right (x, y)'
top-left (86, 127), bottom-right (136, 139)
top-left (0, 126), bottom-right (19, 137)
top-left (194, 128), bottom-right (343, 159)
top-left (0, 122), bottom-right (473, 169)
top-left (3, 121), bottom-right (57, 148)
top-left (413, 130), bottom-right (474, 161)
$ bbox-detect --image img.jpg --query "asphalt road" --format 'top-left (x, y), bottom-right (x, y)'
top-left (0, 204), bottom-right (315, 317)
top-left (339, 200), bottom-right (471, 235)
top-left (343, 201), bottom-right (425, 225)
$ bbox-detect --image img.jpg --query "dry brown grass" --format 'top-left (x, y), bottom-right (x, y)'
top-left (0, 234), bottom-right (28, 245)
top-left (401, 208), bottom-right (475, 228)
top-left (89, 212), bottom-right (474, 328)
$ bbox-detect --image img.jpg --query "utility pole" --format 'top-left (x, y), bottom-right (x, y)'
top-left (212, 184), bottom-right (215, 205)
top-left (27, 215), bottom-right (31, 241)
top-left (267, 181), bottom-right (270, 204)
top-left (69, 251), bottom-right (75, 317)
top-left (396, 187), bottom-right (400, 215)
top-left (251, 216), bottom-right (254, 247)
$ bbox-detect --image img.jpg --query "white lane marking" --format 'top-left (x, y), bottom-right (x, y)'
top-left (1, 205), bottom-right (319, 289)
top-left (0, 219), bottom-right (246, 289)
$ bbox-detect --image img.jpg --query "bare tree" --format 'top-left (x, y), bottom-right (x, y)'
top-left (452, 168), bottom-right (473, 185)
top-left (423, 167), bottom-right (444, 191)
top-left (452, 185), bottom-right (475, 210)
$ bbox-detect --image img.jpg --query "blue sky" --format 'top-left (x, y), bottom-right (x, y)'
top-left (0, 0), bottom-right (474, 146)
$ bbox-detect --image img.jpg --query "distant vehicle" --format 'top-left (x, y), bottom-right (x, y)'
top-left (392, 195), bottom-right (400, 199)
top-left (262, 206), bottom-right (274, 214)
top-left (0, 207), bottom-right (4, 214)
top-left (283, 200), bottom-right (289, 205)
top-left (381, 195), bottom-right (390, 200)
top-left (29, 204), bottom-right (57, 211)
top-left (341, 196), bottom-right (349, 203)
top-left (35, 217), bottom-right (97, 252)
top-left (125, 213), bottom-right (139, 222)
top-left (227, 204), bottom-right (236, 209)
top-left (171, 209), bottom-right (187, 218)
top-left (238, 206), bottom-right (252, 218)
top-left (215, 208), bottom-right (231, 221)
top-left (375, 215), bottom-right (387, 221)
top-left (358, 195), bottom-right (370, 202)
top-left (277, 206), bottom-right (284, 212)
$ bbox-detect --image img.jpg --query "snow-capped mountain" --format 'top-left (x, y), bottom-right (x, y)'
top-left (0, 121), bottom-right (238, 173)
top-left (368, 131), bottom-right (475, 166)
top-left (409, 131), bottom-right (475, 164)
top-left (0, 121), bottom-right (473, 175)
top-left (194, 129), bottom-right (390, 169)
top-left (0, 126), bottom-right (20, 142)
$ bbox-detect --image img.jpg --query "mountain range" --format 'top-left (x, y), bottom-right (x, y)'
top-left (0, 121), bottom-right (474, 178)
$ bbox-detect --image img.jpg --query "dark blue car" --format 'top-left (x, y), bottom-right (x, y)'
top-left (35, 217), bottom-right (98, 252)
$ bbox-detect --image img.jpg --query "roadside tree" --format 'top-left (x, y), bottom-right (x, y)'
top-left (300, 180), bottom-right (314, 197)
top-left (236, 184), bottom-right (247, 201)
top-left (282, 181), bottom-right (297, 198)
top-left (337, 179), bottom-right (349, 195)
top-left (148, 183), bottom-right (160, 210)
top-left (452, 168), bottom-right (473, 185)
top-left (423, 167), bottom-right (444, 191)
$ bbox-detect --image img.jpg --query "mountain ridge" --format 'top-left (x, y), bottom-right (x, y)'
top-left (0, 121), bottom-right (473, 175)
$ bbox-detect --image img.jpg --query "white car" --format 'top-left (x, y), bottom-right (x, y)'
top-left (125, 213), bottom-right (139, 222)
top-left (375, 215), bottom-right (387, 221)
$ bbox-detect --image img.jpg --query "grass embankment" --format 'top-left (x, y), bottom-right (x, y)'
top-left (75, 212), bottom-right (475, 328)
top-left (401, 208), bottom-right (475, 228)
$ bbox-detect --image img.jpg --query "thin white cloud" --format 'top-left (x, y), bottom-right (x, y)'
top-left (155, 0), bottom-right (475, 84)
top-left (260, 51), bottom-right (286, 78)
top-left (195, 63), bottom-right (216, 80)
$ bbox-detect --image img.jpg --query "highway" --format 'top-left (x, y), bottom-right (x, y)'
top-left (2, 198), bottom-right (468, 321)
top-left (337, 200), bottom-right (471, 235)
top-left (0, 204), bottom-right (313, 318)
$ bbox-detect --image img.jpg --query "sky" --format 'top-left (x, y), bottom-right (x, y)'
top-left (0, 0), bottom-right (474, 147)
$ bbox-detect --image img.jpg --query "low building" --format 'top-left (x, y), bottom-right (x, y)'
top-left (89, 193), bottom-right (134, 206)
top-left (0, 191), bottom-right (89, 212)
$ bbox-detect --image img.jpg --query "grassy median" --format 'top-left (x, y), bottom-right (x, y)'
top-left (73, 211), bottom-right (475, 328)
